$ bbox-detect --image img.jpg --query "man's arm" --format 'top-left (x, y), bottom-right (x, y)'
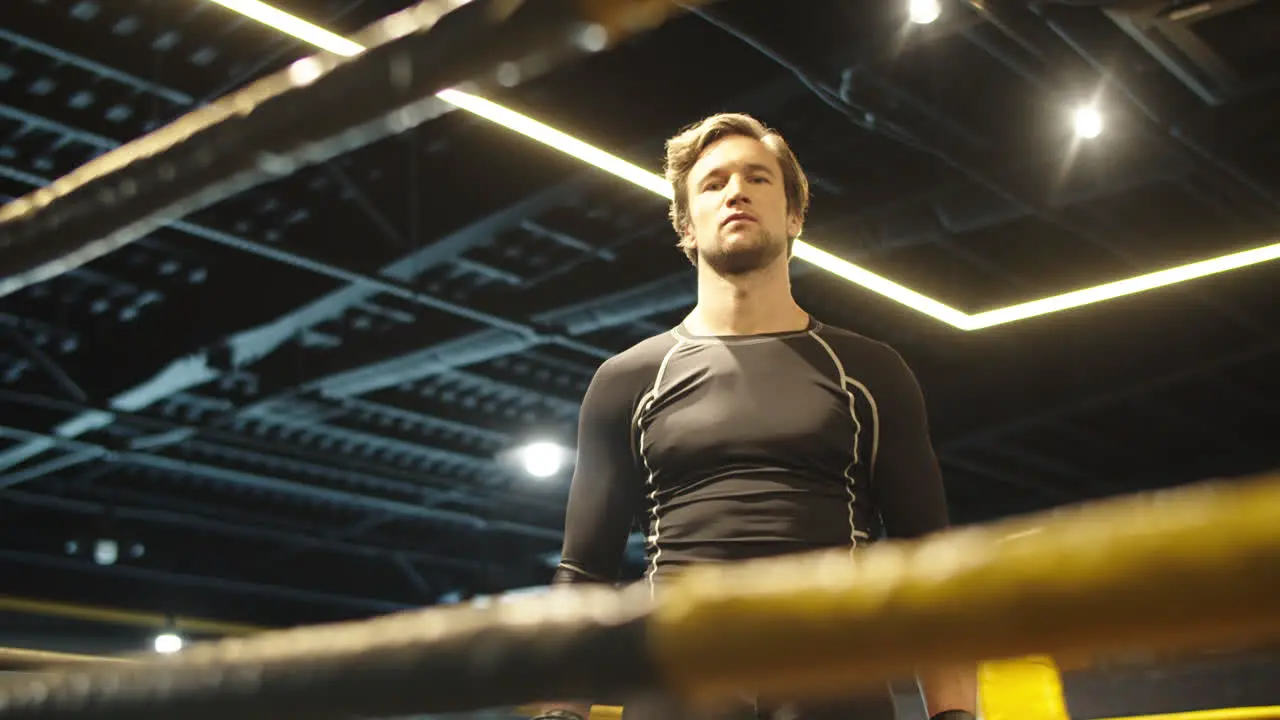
top-left (872, 349), bottom-right (979, 718)
top-left (554, 357), bottom-right (645, 585)
top-left (537, 358), bottom-right (645, 719)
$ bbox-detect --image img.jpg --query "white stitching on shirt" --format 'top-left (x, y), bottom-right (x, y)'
top-left (636, 334), bottom-right (685, 597)
top-left (807, 330), bottom-right (876, 550)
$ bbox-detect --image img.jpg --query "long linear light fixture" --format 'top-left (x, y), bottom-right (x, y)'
top-left (207, 0), bottom-right (1280, 331)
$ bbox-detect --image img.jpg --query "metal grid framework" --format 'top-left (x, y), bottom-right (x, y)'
top-left (0, 0), bottom-right (1277, 642)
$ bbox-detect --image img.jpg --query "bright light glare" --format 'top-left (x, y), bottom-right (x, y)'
top-left (518, 441), bottom-right (567, 478)
top-left (153, 633), bottom-right (184, 654)
top-left (1073, 105), bottom-right (1104, 139)
top-left (908, 0), bottom-right (942, 24)
top-left (205, 0), bottom-right (1280, 330)
top-left (93, 538), bottom-right (118, 566)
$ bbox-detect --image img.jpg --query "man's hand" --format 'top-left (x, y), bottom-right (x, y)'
top-left (920, 663), bottom-right (979, 718)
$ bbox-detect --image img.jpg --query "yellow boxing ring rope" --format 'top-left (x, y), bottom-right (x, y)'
top-left (4, 649), bottom-right (1277, 719)
top-left (0, 471), bottom-right (1276, 719)
top-left (2, 650), bottom-right (1275, 720)
top-left (3, 653), bottom-right (1273, 720)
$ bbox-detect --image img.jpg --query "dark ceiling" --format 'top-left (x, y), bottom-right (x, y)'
top-left (1, 0), bottom-right (1278, 650)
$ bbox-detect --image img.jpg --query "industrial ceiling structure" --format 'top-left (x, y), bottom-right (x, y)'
top-left (1, 0), bottom-right (1278, 665)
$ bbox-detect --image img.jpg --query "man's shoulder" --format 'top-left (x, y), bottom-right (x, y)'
top-left (576, 330), bottom-right (680, 421)
top-left (812, 321), bottom-right (906, 367)
top-left (593, 328), bottom-right (682, 385)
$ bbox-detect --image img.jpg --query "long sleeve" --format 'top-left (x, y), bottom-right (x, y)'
top-left (873, 355), bottom-right (980, 717)
top-left (872, 349), bottom-right (951, 540)
top-left (553, 357), bottom-right (645, 585)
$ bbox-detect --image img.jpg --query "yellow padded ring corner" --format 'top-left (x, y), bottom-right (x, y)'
top-left (979, 655), bottom-right (1069, 720)
top-left (1100, 708), bottom-right (1280, 720)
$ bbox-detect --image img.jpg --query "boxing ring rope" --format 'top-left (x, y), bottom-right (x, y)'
top-left (0, 470), bottom-right (1274, 719)
top-left (0, 0), bottom-right (701, 298)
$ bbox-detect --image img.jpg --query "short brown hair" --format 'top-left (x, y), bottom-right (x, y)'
top-left (663, 113), bottom-right (810, 264)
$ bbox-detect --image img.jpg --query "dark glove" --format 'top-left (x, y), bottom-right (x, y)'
top-left (930, 711), bottom-right (976, 720)
top-left (530, 711), bottom-right (586, 720)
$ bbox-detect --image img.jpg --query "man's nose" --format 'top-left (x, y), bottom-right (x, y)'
top-left (725, 175), bottom-right (751, 205)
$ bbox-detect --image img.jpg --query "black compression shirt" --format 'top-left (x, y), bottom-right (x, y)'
top-left (553, 316), bottom-right (950, 590)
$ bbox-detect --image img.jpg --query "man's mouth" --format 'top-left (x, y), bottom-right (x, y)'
top-left (722, 213), bottom-right (756, 227)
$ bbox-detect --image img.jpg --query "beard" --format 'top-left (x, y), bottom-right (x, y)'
top-left (698, 224), bottom-right (788, 276)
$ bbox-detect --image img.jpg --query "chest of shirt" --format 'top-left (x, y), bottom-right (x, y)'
top-left (635, 339), bottom-right (877, 477)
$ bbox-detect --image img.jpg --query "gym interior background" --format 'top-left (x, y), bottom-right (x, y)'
top-left (0, 0), bottom-right (1277, 717)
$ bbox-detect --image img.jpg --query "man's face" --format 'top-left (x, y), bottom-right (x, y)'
top-left (683, 134), bottom-right (801, 276)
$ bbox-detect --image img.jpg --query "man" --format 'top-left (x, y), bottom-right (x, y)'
top-left (537, 113), bottom-right (977, 720)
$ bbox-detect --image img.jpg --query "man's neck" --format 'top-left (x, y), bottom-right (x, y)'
top-left (684, 259), bottom-right (809, 337)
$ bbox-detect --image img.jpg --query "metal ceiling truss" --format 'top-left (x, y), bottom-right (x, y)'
top-left (1, 0), bottom-right (1277, 612)
top-left (0, 18), bottom-right (811, 604)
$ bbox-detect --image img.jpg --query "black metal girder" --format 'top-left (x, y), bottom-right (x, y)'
top-left (0, 424), bottom-right (562, 542)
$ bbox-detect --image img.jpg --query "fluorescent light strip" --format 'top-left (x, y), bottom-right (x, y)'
top-left (790, 242), bottom-right (971, 328)
top-left (966, 240), bottom-right (1280, 330)
top-left (207, 0), bottom-right (1280, 331)
top-left (435, 89), bottom-right (675, 200)
top-left (207, 0), bottom-right (364, 56)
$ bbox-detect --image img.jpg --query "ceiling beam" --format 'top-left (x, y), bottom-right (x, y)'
top-left (0, 548), bottom-right (412, 614)
top-left (0, 487), bottom-right (486, 573)
top-left (0, 389), bottom-right (542, 514)
top-left (0, 424), bottom-right (563, 543)
top-left (941, 338), bottom-right (1280, 454)
top-left (0, 27), bottom-right (193, 106)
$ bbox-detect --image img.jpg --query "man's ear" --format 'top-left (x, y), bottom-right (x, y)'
top-left (787, 213), bottom-right (803, 240)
